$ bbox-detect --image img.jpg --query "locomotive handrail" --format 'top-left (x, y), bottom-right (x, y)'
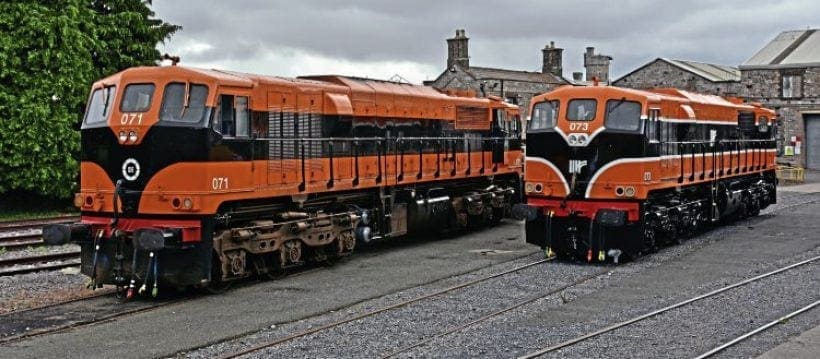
top-left (251, 136), bottom-right (519, 142)
top-left (662, 138), bottom-right (774, 145)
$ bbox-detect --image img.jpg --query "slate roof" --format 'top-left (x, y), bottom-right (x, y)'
top-left (464, 66), bottom-right (566, 84)
top-left (614, 58), bottom-right (740, 84)
top-left (741, 29), bottom-right (820, 69)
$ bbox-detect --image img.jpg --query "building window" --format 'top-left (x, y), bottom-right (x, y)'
top-left (781, 74), bottom-right (802, 98)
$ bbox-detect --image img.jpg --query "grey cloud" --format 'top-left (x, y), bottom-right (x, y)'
top-left (152, 0), bottom-right (820, 78)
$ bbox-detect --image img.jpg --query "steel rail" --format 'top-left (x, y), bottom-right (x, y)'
top-left (0, 250), bottom-right (82, 276)
top-left (0, 266), bottom-right (326, 345)
top-left (381, 268), bottom-right (612, 358)
top-left (0, 234), bottom-right (44, 250)
top-left (693, 299), bottom-right (820, 359)
top-left (0, 259), bottom-right (81, 276)
top-left (0, 216), bottom-right (78, 231)
top-left (518, 254), bottom-right (820, 359)
top-left (218, 258), bottom-right (553, 359)
top-left (0, 297), bottom-right (190, 345)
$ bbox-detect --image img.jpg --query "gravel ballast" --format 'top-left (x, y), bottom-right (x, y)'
top-left (181, 191), bottom-right (820, 358)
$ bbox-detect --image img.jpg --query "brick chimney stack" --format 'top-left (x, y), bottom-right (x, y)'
top-left (542, 41), bottom-right (563, 77)
top-left (447, 29), bottom-right (470, 69)
top-left (584, 46), bottom-right (613, 82)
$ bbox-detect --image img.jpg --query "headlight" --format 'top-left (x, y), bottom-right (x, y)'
top-left (128, 131), bottom-right (138, 143)
top-left (625, 186), bottom-right (636, 197)
top-left (525, 183), bottom-right (534, 192)
top-left (568, 135), bottom-right (578, 145)
top-left (578, 134), bottom-right (588, 145)
top-left (119, 131), bottom-right (127, 143)
top-left (183, 197), bottom-right (193, 209)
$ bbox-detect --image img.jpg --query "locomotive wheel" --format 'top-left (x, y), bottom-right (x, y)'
top-left (643, 227), bottom-right (658, 254)
top-left (490, 207), bottom-right (504, 225)
top-left (264, 254), bottom-right (287, 280)
top-left (750, 200), bottom-right (761, 216)
top-left (204, 254), bottom-right (234, 294)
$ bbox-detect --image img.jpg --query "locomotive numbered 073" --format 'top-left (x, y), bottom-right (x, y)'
top-left (513, 85), bottom-right (777, 262)
top-left (43, 65), bottom-right (523, 293)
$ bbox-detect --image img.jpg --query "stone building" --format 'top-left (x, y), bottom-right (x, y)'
top-left (425, 29), bottom-right (568, 120)
top-left (613, 58), bottom-right (740, 96)
top-left (739, 29), bottom-right (820, 169)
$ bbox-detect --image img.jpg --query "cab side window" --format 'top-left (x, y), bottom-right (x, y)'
top-left (214, 94), bottom-right (250, 138)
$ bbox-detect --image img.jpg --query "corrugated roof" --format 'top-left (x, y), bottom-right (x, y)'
top-left (465, 66), bottom-right (566, 84)
top-left (662, 58), bottom-right (740, 82)
top-left (742, 29), bottom-right (820, 68)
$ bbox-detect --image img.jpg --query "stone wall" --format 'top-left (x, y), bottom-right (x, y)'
top-left (614, 60), bottom-right (739, 96)
top-left (740, 67), bottom-right (820, 167)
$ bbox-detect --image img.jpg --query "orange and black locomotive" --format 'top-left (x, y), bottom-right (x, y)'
top-left (514, 85), bottom-right (777, 262)
top-left (44, 65), bottom-right (523, 294)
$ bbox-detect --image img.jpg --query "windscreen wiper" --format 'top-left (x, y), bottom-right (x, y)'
top-left (607, 96), bottom-right (627, 116)
top-left (179, 82), bottom-right (191, 119)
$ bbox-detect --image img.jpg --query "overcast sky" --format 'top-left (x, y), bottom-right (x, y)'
top-left (153, 0), bottom-right (818, 84)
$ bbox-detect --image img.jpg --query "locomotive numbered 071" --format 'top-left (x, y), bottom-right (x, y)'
top-left (43, 65), bottom-right (523, 293)
top-left (513, 85), bottom-right (777, 262)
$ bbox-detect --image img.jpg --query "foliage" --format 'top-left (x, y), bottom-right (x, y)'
top-left (0, 190), bottom-right (77, 220)
top-left (0, 0), bottom-right (179, 198)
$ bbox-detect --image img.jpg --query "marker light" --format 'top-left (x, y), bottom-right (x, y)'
top-left (128, 131), bottom-right (138, 143)
top-left (119, 131), bottom-right (127, 143)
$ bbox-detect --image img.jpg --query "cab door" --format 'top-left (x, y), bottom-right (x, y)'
top-left (209, 91), bottom-right (254, 190)
top-left (492, 108), bottom-right (507, 164)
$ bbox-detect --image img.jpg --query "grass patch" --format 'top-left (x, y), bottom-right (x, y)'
top-left (0, 190), bottom-right (77, 221)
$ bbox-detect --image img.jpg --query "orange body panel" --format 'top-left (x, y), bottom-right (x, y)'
top-left (79, 66), bottom-right (523, 217)
top-left (524, 85), bottom-right (776, 202)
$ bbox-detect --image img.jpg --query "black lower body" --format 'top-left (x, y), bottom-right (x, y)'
top-left (49, 174), bottom-right (522, 291)
top-left (519, 171), bottom-right (777, 263)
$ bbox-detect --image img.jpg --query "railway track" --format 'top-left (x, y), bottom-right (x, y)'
top-left (694, 299), bottom-right (820, 359)
top-left (0, 215), bottom-right (79, 231)
top-left (0, 250), bottom-right (81, 276)
top-left (0, 265), bottom-right (324, 345)
top-left (517, 254), bottom-right (820, 359)
top-left (0, 234), bottom-right (44, 250)
top-left (217, 257), bottom-right (555, 359)
top-left (0, 215), bottom-right (79, 250)
top-left (0, 216), bottom-right (81, 276)
top-left (208, 194), bottom-right (820, 358)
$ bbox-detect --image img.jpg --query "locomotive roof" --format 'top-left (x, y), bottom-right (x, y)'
top-left (94, 66), bottom-right (516, 120)
top-left (532, 85), bottom-right (774, 122)
top-left (98, 66), bottom-right (504, 104)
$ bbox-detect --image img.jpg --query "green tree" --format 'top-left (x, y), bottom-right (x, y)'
top-left (0, 0), bottom-right (178, 198)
